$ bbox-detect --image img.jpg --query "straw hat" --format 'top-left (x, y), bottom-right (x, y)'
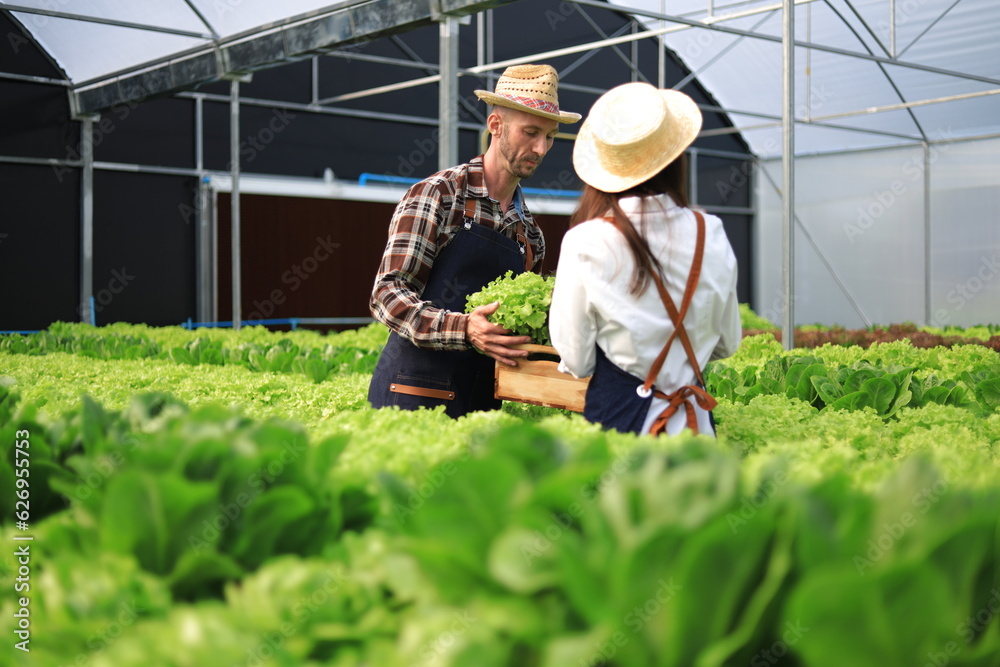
top-left (573, 82), bottom-right (702, 193)
top-left (474, 64), bottom-right (581, 123)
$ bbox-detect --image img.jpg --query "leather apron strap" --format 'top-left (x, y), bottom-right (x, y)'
top-left (640, 211), bottom-right (718, 436)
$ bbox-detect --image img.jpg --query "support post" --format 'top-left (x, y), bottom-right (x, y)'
top-left (79, 114), bottom-right (97, 324)
top-left (197, 179), bottom-right (212, 323)
top-left (782, 0), bottom-right (795, 349)
top-left (658, 0), bottom-right (666, 88)
top-left (224, 74), bottom-right (251, 329)
top-left (923, 141), bottom-right (932, 325)
top-left (890, 0), bottom-right (896, 57)
top-left (231, 78), bottom-right (241, 330)
top-left (438, 15), bottom-right (460, 171)
top-left (195, 95), bottom-right (213, 324)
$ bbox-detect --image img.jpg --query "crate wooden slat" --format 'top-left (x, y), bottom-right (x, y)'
top-left (494, 343), bottom-right (590, 412)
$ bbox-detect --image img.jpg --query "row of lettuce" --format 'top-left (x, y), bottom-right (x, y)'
top-left (1, 375), bottom-right (999, 666)
top-left (0, 321), bottom-right (389, 383)
top-left (708, 335), bottom-right (1000, 420)
top-left (3, 316), bottom-right (998, 423)
top-left (1, 318), bottom-right (999, 665)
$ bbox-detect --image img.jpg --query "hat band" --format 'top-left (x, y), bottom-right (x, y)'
top-left (496, 93), bottom-right (561, 115)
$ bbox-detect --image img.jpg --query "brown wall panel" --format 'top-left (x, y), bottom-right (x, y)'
top-left (218, 194), bottom-right (573, 329)
top-left (218, 194), bottom-right (395, 326)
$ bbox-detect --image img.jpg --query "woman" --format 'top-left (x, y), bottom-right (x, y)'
top-left (549, 82), bottom-right (741, 436)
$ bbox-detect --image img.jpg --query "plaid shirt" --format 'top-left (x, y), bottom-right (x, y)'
top-left (370, 156), bottom-right (545, 350)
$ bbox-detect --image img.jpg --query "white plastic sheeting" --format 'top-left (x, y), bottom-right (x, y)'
top-left (609, 0), bottom-right (1000, 327)
top-left (756, 137), bottom-right (1000, 328)
top-left (6, 0), bottom-right (998, 326)
top-left (612, 0), bottom-right (1000, 157)
top-left (7, 0), bottom-right (339, 84)
top-left (9, 0), bottom-right (1000, 152)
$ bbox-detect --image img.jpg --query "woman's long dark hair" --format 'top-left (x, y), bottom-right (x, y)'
top-left (570, 154), bottom-right (689, 295)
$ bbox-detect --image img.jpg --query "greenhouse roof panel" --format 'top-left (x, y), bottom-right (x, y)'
top-left (14, 13), bottom-right (208, 84)
top-left (9, 0), bottom-right (207, 33)
top-left (613, 0), bottom-right (1000, 155)
top-left (185, 0), bottom-right (346, 39)
top-left (2, 0), bottom-right (998, 155)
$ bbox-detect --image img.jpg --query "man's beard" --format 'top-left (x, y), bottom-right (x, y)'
top-left (498, 131), bottom-right (541, 179)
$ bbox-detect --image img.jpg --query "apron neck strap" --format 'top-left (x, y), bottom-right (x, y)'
top-left (465, 197), bottom-right (533, 272)
top-left (643, 210), bottom-right (707, 390)
top-left (516, 219), bottom-right (533, 272)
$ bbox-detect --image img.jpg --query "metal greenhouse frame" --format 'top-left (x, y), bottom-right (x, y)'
top-left (1, 0), bottom-right (997, 342)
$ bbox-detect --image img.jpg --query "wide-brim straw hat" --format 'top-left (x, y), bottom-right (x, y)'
top-left (474, 64), bottom-right (581, 123)
top-left (573, 82), bottom-right (702, 193)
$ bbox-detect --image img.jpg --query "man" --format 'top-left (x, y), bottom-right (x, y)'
top-left (368, 64), bottom-right (581, 418)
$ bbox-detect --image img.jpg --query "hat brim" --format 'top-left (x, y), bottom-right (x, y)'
top-left (572, 89), bottom-right (701, 193)
top-left (475, 90), bottom-right (581, 123)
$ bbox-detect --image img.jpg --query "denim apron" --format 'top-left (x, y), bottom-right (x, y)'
top-left (582, 211), bottom-right (717, 437)
top-left (368, 195), bottom-right (527, 418)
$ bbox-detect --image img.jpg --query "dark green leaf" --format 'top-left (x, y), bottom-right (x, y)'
top-left (170, 347), bottom-right (197, 365)
top-left (830, 391), bottom-right (870, 412)
top-left (975, 378), bottom-right (1000, 409)
top-left (811, 375), bottom-right (843, 406)
top-left (229, 485), bottom-right (317, 568)
top-left (861, 377), bottom-right (897, 415)
top-left (304, 358), bottom-right (329, 383)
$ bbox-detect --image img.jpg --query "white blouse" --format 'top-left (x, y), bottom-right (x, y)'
top-left (549, 194), bottom-right (742, 435)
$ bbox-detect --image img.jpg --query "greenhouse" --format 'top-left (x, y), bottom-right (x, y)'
top-left (1, 1), bottom-right (998, 665)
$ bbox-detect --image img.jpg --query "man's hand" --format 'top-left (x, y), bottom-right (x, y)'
top-left (467, 301), bottom-right (531, 367)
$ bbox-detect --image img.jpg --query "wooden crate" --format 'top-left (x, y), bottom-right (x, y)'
top-left (494, 343), bottom-right (590, 412)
